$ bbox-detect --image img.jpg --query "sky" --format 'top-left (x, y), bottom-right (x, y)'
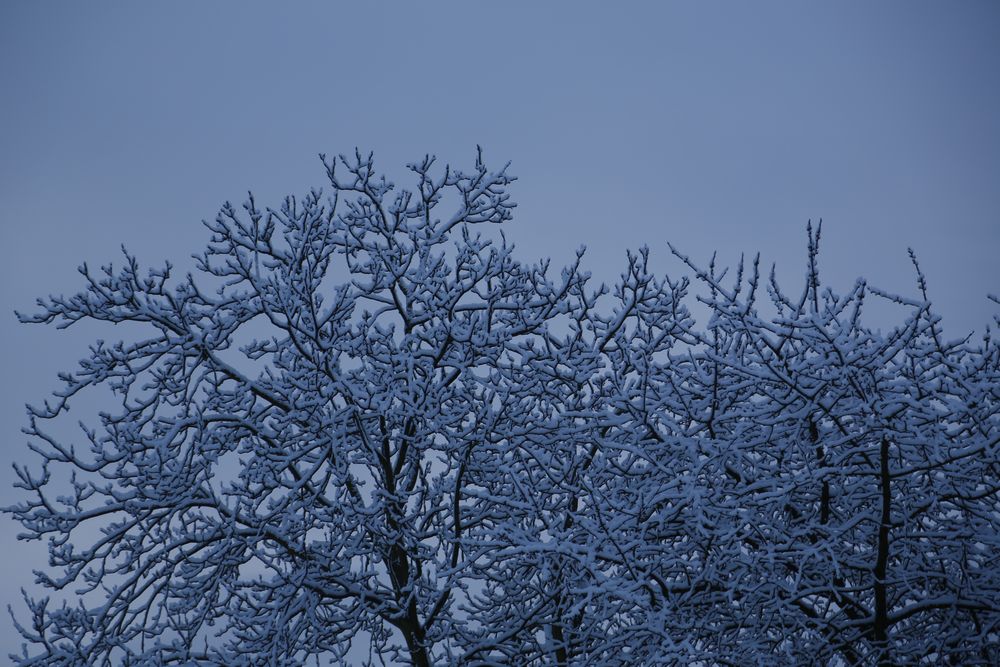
top-left (1, 0), bottom-right (998, 658)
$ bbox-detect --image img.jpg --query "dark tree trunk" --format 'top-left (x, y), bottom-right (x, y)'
top-left (873, 436), bottom-right (893, 667)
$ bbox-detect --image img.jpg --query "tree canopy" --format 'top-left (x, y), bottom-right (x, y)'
top-left (9, 151), bottom-right (999, 666)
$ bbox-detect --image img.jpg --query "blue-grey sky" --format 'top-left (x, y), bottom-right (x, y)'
top-left (1, 0), bottom-right (998, 655)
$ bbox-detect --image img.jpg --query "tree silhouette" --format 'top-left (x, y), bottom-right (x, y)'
top-left (9, 152), bottom-right (999, 665)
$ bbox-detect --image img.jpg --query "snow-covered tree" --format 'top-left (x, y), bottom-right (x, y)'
top-left (9, 153), bottom-right (999, 666)
top-left (655, 229), bottom-right (1000, 665)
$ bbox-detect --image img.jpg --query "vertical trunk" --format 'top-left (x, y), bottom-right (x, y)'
top-left (873, 436), bottom-right (892, 667)
top-left (551, 441), bottom-right (601, 666)
top-left (379, 416), bottom-right (431, 667)
top-left (388, 544), bottom-right (431, 667)
top-left (388, 612), bottom-right (430, 667)
top-left (402, 624), bottom-right (431, 667)
top-left (550, 566), bottom-right (572, 665)
top-left (551, 603), bottom-right (569, 666)
top-left (810, 418), bottom-right (830, 525)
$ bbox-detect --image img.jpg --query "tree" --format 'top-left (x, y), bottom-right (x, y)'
top-left (8, 152), bottom-right (999, 666)
top-left (655, 230), bottom-right (1000, 665)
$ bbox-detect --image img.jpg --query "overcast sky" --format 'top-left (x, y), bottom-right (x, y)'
top-left (1, 0), bottom-right (998, 656)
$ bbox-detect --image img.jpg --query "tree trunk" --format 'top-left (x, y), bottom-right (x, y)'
top-left (873, 436), bottom-right (893, 667)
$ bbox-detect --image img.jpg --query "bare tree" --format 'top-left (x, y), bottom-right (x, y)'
top-left (654, 226), bottom-right (1000, 665)
top-left (9, 154), bottom-right (999, 666)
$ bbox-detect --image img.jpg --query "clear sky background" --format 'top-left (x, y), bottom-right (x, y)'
top-left (1, 0), bottom-right (998, 657)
